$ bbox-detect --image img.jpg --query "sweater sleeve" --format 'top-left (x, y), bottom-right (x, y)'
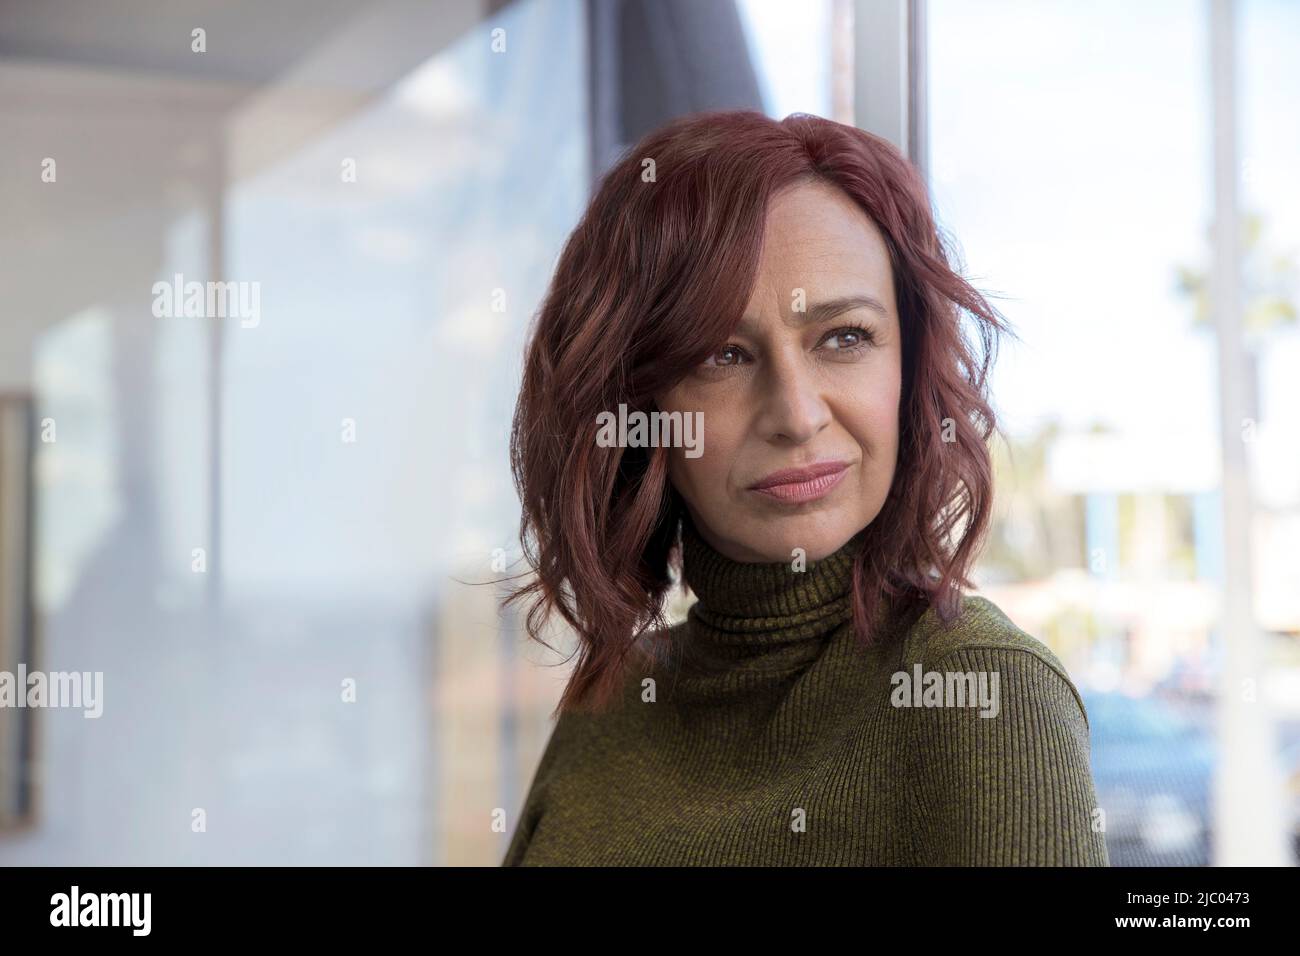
top-left (905, 645), bottom-right (1110, 866)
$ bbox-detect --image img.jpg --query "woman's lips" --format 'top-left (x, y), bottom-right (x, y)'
top-left (748, 461), bottom-right (851, 504)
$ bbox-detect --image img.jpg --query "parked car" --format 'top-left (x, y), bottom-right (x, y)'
top-left (1280, 736), bottom-right (1300, 864)
top-left (1082, 690), bottom-right (1214, 866)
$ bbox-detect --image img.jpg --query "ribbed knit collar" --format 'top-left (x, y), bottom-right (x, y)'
top-left (678, 515), bottom-right (865, 655)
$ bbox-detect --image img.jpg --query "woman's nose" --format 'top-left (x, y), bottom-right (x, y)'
top-left (755, 359), bottom-right (832, 445)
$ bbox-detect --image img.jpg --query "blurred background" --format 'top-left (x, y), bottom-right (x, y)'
top-left (0, 0), bottom-right (1294, 866)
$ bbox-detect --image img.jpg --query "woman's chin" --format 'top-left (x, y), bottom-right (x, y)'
top-left (725, 523), bottom-right (864, 565)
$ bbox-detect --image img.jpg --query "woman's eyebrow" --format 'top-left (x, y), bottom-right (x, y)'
top-left (737, 294), bottom-right (889, 334)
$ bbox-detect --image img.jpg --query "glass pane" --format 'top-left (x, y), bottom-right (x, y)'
top-left (929, 0), bottom-right (1296, 866)
top-left (0, 0), bottom-right (585, 866)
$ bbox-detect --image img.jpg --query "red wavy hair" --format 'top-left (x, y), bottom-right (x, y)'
top-left (508, 110), bottom-right (1007, 715)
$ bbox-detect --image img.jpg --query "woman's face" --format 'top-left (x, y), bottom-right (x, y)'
top-left (655, 179), bottom-right (903, 564)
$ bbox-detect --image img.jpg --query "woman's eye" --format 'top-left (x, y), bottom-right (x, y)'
top-left (821, 327), bottom-right (871, 350)
top-left (704, 345), bottom-right (746, 367)
top-left (700, 331), bottom-right (868, 367)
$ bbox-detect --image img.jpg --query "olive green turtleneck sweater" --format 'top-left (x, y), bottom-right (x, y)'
top-left (502, 522), bottom-right (1109, 866)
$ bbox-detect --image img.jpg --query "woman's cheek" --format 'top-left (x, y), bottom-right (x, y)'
top-left (669, 439), bottom-right (725, 516)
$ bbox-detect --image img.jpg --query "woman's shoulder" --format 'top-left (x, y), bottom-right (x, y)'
top-left (898, 593), bottom-right (1066, 671)
top-left (893, 593), bottom-right (1109, 865)
top-left (895, 593), bottom-right (1086, 724)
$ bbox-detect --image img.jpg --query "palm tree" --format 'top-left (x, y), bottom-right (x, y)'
top-left (1175, 210), bottom-right (1298, 340)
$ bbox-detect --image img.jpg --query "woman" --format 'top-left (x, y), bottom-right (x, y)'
top-left (501, 110), bottom-right (1108, 866)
